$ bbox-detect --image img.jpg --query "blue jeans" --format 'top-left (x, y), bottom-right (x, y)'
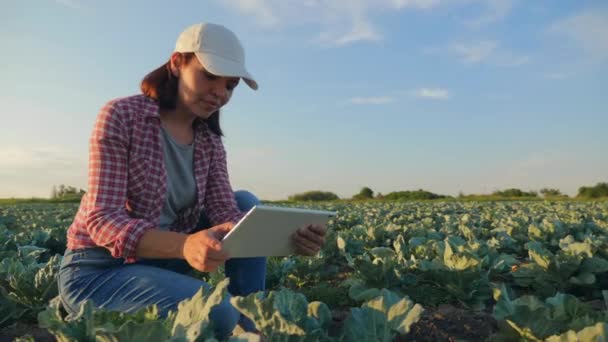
top-left (57, 190), bottom-right (266, 339)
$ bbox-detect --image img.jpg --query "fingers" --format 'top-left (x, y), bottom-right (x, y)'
top-left (189, 248), bottom-right (226, 272)
top-left (215, 221), bottom-right (235, 233)
top-left (294, 232), bottom-right (319, 250)
top-left (296, 225), bottom-right (325, 245)
top-left (296, 245), bottom-right (317, 256)
top-left (195, 230), bottom-right (230, 258)
top-left (189, 233), bottom-right (230, 260)
top-left (207, 248), bottom-right (230, 261)
top-left (307, 224), bottom-right (327, 236)
top-left (209, 222), bottom-right (235, 240)
top-left (293, 232), bottom-right (322, 256)
top-left (293, 238), bottom-right (317, 256)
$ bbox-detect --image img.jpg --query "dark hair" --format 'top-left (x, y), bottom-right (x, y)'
top-left (140, 52), bottom-right (223, 136)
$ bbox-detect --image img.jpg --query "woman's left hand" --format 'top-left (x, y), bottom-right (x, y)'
top-left (292, 224), bottom-right (326, 256)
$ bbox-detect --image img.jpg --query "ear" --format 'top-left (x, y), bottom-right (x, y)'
top-left (169, 52), bottom-right (183, 77)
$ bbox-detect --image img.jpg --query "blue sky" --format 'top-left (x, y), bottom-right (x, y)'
top-left (1, 0), bottom-right (607, 200)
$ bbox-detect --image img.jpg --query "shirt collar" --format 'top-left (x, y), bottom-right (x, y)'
top-left (143, 96), bottom-right (208, 134)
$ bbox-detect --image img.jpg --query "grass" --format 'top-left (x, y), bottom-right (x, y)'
top-left (0, 197), bottom-right (82, 205)
top-left (264, 196), bottom-right (608, 205)
top-left (2, 196), bottom-right (607, 206)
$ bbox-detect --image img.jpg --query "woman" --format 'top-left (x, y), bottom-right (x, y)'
top-left (57, 22), bottom-right (327, 338)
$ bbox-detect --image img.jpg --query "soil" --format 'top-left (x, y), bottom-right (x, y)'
top-left (330, 304), bottom-right (498, 342)
top-left (0, 322), bottom-right (54, 342)
top-left (398, 304), bottom-right (498, 342)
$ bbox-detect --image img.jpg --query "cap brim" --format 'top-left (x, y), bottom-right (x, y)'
top-left (194, 52), bottom-right (258, 90)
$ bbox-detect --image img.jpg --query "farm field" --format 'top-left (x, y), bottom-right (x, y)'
top-left (1, 201), bottom-right (607, 341)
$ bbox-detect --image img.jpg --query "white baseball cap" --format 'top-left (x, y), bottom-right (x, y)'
top-left (174, 23), bottom-right (258, 90)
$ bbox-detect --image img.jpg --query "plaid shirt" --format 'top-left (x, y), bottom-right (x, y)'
top-left (66, 94), bottom-right (245, 263)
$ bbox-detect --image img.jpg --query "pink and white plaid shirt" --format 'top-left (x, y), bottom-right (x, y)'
top-left (66, 94), bottom-right (245, 263)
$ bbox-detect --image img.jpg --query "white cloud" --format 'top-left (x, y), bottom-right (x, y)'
top-left (548, 9), bottom-right (608, 61)
top-left (348, 96), bottom-right (394, 105)
top-left (412, 88), bottom-right (450, 100)
top-left (215, 0), bottom-right (442, 46)
top-left (220, 0), bottom-right (279, 28)
top-left (442, 40), bottom-right (529, 67)
top-left (319, 16), bottom-right (382, 46)
top-left (465, 0), bottom-right (515, 27)
top-left (450, 40), bottom-right (497, 63)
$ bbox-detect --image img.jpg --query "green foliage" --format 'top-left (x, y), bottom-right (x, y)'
top-left (51, 184), bottom-right (86, 201)
top-left (351, 187), bottom-right (374, 200)
top-left (342, 289), bottom-right (423, 342)
top-left (383, 189), bottom-right (448, 201)
top-left (512, 238), bottom-right (608, 298)
top-left (231, 288), bottom-right (333, 341)
top-left (13, 335), bottom-right (36, 342)
top-left (2, 200), bottom-right (608, 340)
top-left (540, 188), bottom-right (566, 198)
top-left (492, 188), bottom-right (539, 198)
top-left (287, 191), bottom-right (339, 202)
top-left (0, 248), bottom-right (61, 325)
top-left (38, 279), bottom-right (259, 342)
top-left (493, 284), bottom-right (607, 340)
top-left (545, 322), bottom-right (608, 342)
top-left (169, 279), bottom-right (231, 340)
top-left (578, 182), bottom-right (608, 199)
top-left (39, 296), bottom-right (171, 342)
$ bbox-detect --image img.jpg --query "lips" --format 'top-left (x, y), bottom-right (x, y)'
top-left (202, 100), bottom-right (220, 109)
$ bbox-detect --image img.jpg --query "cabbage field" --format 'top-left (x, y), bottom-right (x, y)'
top-left (1, 201), bottom-right (607, 341)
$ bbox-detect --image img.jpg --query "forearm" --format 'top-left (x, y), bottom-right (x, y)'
top-left (135, 229), bottom-right (188, 259)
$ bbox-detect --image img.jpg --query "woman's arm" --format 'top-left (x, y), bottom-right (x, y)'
top-left (135, 229), bottom-right (187, 259)
top-left (135, 224), bottom-right (233, 272)
top-left (84, 100), bottom-right (155, 262)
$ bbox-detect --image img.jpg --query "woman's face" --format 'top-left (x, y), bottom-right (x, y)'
top-left (171, 53), bottom-right (240, 119)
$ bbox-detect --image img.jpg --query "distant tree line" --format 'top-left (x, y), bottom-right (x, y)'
top-left (286, 182), bottom-right (608, 202)
top-left (288, 191), bottom-right (339, 202)
top-left (38, 182), bottom-right (608, 203)
top-left (577, 182), bottom-right (608, 199)
top-left (51, 184), bottom-right (86, 201)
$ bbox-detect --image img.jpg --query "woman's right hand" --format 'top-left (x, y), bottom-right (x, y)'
top-left (181, 222), bottom-right (233, 272)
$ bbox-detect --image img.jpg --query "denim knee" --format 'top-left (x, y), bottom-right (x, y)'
top-left (234, 190), bottom-right (261, 212)
top-left (208, 295), bottom-right (241, 339)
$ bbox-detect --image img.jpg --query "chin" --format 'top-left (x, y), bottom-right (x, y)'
top-left (192, 109), bottom-right (215, 120)
top-left (195, 112), bottom-right (213, 120)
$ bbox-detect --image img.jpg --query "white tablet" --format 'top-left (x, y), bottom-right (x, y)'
top-left (221, 205), bottom-right (337, 258)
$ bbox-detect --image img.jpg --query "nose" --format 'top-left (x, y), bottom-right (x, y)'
top-left (210, 81), bottom-right (228, 101)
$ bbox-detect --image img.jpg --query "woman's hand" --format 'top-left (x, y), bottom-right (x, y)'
top-left (292, 224), bottom-right (327, 256)
top-left (181, 222), bottom-right (233, 272)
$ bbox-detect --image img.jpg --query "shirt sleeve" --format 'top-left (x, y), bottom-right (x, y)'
top-left (203, 139), bottom-right (245, 226)
top-left (84, 100), bottom-right (154, 262)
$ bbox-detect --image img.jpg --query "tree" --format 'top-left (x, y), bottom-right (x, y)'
top-left (577, 182), bottom-right (608, 199)
top-left (352, 187), bottom-right (374, 200)
top-left (288, 191), bottom-right (339, 202)
top-left (539, 188), bottom-right (564, 198)
top-left (491, 188), bottom-right (538, 198)
top-left (51, 184), bottom-right (86, 200)
top-left (383, 189), bottom-right (448, 201)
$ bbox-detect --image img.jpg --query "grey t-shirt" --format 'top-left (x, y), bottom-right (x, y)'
top-left (158, 125), bottom-right (197, 230)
